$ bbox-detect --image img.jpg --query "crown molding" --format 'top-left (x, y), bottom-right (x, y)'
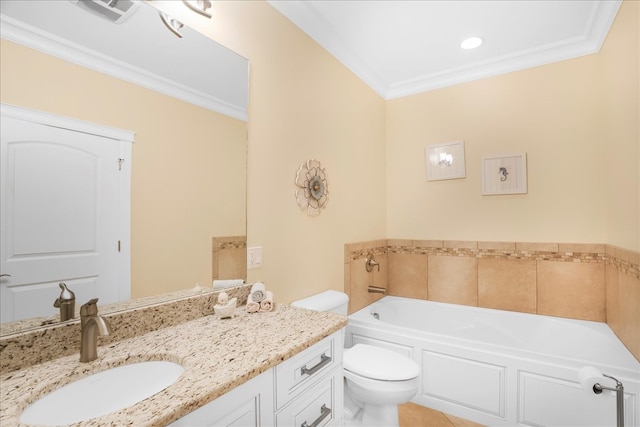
top-left (0, 15), bottom-right (247, 121)
top-left (269, 0), bottom-right (622, 100)
top-left (385, 0), bottom-right (622, 99)
top-left (1, 103), bottom-right (136, 142)
top-left (267, 0), bottom-right (389, 98)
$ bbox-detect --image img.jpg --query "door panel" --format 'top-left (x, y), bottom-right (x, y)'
top-left (1, 115), bottom-right (125, 322)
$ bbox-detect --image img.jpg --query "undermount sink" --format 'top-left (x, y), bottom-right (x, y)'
top-left (20, 361), bottom-right (184, 426)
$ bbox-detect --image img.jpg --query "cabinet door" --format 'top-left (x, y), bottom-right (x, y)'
top-left (169, 370), bottom-right (274, 427)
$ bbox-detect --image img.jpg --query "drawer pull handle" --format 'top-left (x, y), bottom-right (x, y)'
top-left (301, 404), bottom-right (331, 427)
top-left (300, 353), bottom-right (331, 376)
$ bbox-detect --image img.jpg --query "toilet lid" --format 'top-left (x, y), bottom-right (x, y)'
top-left (343, 344), bottom-right (420, 381)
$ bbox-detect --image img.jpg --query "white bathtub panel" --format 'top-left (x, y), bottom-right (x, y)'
top-left (421, 350), bottom-right (506, 419)
top-left (346, 297), bottom-right (640, 427)
top-left (350, 334), bottom-right (414, 359)
top-left (518, 371), bottom-right (633, 427)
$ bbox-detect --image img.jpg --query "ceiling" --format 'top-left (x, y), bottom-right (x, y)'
top-left (268, 0), bottom-right (622, 99)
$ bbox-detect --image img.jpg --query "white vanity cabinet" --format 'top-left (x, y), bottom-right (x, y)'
top-left (275, 329), bottom-right (343, 427)
top-left (168, 369), bottom-right (274, 427)
top-left (169, 330), bottom-right (344, 427)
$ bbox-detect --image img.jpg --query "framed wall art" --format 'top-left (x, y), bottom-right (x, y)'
top-left (425, 141), bottom-right (466, 181)
top-left (481, 153), bottom-right (527, 195)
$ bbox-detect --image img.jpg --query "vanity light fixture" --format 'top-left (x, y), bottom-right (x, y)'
top-left (461, 36), bottom-right (483, 50)
top-left (182, 0), bottom-right (213, 19)
top-left (159, 12), bottom-right (184, 38)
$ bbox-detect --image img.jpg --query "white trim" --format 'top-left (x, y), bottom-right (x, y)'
top-left (118, 141), bottom-right (132, 302)
top-left (267, 0), bottom-right (389, 98)
top-left (385, 0), bottom-right (621, 100)
top-left (269, 0), bottom-right (622, 100)
top-left (0, 16), bottom-right (247, 121)
top-left (1, 103), bottom-right (135, 142)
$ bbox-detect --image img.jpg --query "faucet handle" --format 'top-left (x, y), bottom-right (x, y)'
top-left (365, 253), bottom-right (380, 272)
top-left (54, 283), bottom-right (76, 321)
top-left (53, 283), bottom-right (75, 308)
top-left (80, 298), bottom-right (100, 317)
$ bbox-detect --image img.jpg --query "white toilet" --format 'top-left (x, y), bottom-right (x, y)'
top-left (292, 290), bottom-right (420, 427)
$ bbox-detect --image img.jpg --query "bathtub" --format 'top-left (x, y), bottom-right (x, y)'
top-left (345, 296), bottom-right (640, 427)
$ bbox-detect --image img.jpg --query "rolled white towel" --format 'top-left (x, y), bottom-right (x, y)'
top-left (260, 291), bottom-right (274, 312)
top-left (213, 279), bottom-right (245, 290)
top-left (246, 293), bottom-right (260, 313)
top-left (250, 282), bottom-right (266, 303)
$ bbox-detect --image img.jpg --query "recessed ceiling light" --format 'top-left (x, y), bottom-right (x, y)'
top-left (461, 36), bottom-right (483, 50)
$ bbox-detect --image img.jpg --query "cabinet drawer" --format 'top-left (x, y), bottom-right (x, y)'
top-left (276, 368), bottom-right (342, 427)
top-left (275, 330), bottom-right (342, 409)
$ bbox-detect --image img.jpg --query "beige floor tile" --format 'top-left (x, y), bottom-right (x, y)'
top-left (399, 403), bottom-right (485, 427)
top-left (399, 403), bottom-right (453, 427)
top-left (445, 413), bottom-right (486, 427)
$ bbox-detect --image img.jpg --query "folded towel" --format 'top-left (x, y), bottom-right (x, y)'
top-left (250, 282), bottom-right (266, 303)
top-left (246, 293), bottom-right (260, 313)
top-left (260, 291), bottom-right (274, 312)
top-left (213, 279), bottom-right (245, 290)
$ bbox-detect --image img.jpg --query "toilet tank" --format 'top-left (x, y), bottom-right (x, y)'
top-left (291, 290), bottom-right (349, 315)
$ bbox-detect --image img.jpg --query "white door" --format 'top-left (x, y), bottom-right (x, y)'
top-left (0, 105), bottom-right (132, 323)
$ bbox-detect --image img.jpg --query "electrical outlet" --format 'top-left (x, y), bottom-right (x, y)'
top-left (247, 246), bottom-right (263, 269)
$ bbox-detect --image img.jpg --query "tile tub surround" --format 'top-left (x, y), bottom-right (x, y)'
top-left (0, 304), bottom-right (347, 426)
top-left (212, 235), bottom-right (247, 282)
top-left (345, 240), bottom-right (640, 360)
top-left (0, 285), bottom-right (252, 374)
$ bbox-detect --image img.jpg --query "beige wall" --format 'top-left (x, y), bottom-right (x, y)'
top-left (601, 0), bottom-right (640, 251)
top-left (386, 0), bottom-right (638, 251)
top-left (0, 39), bottom-right (247, 298)
top-left (151, 1), bottom-right (388, 303)
top-left (3, 0), bottom-right (636, 311)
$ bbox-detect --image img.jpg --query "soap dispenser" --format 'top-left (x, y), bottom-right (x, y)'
top-left (53, 282), bottom-right (76, 321)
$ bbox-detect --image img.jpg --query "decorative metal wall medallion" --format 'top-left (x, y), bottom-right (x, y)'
top-left (295, 159), bottom-right (329, 216)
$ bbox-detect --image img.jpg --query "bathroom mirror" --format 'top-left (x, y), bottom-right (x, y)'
top-left (0, 0), bottom-right (248, 334)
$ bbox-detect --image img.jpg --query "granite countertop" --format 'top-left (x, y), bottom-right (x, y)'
top-left (0, 304), bottom-right (347, 426)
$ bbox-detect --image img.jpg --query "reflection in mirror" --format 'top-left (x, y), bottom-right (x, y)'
top-left (0, 0), bottom-right (248, 334)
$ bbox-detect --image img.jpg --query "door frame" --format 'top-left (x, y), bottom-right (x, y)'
top-left (1, 102), bottom-right (134, 303)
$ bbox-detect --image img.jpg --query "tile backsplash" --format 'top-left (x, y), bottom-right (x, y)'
top-left (345, 239), bottom-right (640, 361)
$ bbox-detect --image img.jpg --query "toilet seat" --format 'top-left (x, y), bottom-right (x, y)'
top-left (343, 344), bottom-right (419, 381)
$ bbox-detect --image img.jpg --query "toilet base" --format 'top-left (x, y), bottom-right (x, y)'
top-left (362, 403), bottom-right (400, 427)
top-left (343, 403), bottom-right (400, 427)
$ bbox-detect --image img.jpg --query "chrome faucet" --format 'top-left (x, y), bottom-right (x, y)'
top-left (79, 298), bottom-right (111, 363)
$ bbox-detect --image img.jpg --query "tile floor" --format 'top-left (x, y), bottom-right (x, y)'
top-left (398, 403), bottom-right (485, 427)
